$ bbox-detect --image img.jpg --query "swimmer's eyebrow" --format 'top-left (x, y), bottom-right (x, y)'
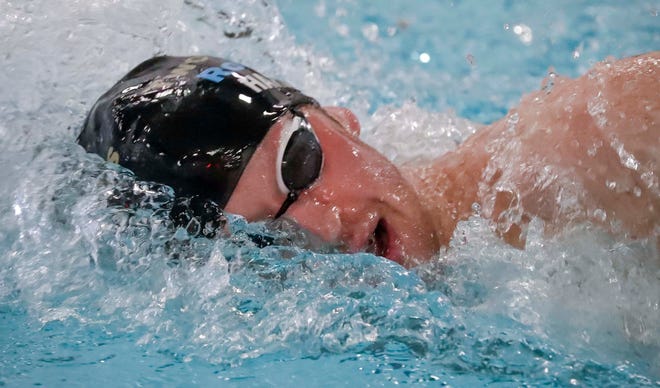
top-left (301, 106), bottom-right (352, 134)
top-left (321, 109), bottom-right (345, 129)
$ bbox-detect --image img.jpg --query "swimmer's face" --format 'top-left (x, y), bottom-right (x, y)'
top-left (225, 105), bottom-right (439, 266)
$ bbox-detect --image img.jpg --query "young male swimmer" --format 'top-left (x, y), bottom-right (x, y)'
top-left (78, 52), bottom-right (659, 267)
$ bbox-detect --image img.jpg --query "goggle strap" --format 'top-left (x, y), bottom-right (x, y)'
top-left (274, 190), bottom-right (299, 219)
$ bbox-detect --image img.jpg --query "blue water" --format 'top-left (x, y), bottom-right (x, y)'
top-left (1, 0), bottom-right (659, 386)
top-left (279, 0), bottom-right (659, 123)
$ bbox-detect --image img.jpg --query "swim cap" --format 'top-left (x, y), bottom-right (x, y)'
top-left (78, 55), bottom-right (318, 207)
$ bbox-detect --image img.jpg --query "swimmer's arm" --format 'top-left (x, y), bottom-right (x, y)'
top-left (405, 51), bottom-right (659, 247)
top-left (483, 51), bottom-right (659, 242)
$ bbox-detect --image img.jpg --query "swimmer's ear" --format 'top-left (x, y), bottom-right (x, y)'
top-left (323, 106), bottom-right (361, 137)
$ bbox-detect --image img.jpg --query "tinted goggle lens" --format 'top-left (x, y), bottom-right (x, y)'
top-left (274, 113), bottom-right (323, 218)
top-left (281, 128), bottom-right (322, 190)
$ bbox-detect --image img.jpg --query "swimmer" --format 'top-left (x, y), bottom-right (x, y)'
top-left (78, 52), bottom-right (659, 267)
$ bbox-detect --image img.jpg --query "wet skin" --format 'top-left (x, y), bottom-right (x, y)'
top-left (402, 51), bottom-right (659, 248)
top-left (226, 106), bottom-right (440, 267)
top-left (227, 52), bottom-right (659, 265)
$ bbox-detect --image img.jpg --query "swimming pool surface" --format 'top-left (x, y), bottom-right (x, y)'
top-left (1, 0), bottom-right (658, 386)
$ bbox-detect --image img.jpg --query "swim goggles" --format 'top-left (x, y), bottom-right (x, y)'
top-left (274, 110), bottom-right (323, 218)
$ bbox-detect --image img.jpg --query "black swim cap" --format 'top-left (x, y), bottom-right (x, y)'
top-left (78, 55), bottom-right (318, 207)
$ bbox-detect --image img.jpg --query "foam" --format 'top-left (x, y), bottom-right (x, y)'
top-left (0, 0), bottom-right (658, 384)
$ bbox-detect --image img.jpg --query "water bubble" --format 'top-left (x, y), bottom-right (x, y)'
top-left (593, 208), bottom-right (607, 222)
top-left (543, 70), bottom-right (556, 94)
top-left (587, 93), bottom-right (608, 129)
top-left (611, 138), bottom-right (640, 171)
top-left (512, 24), bottom-right (533, 45)
top-left (586, 140), bottom-right (602, 157)
top-left (336, 24), bottom-right (349, 37)
top-left (641, 171), bottom-right (657, 190)
top-left (386, 26), bottom-right (397, 37)
top-left (362, 23), bottom-right (379, 42)
top-left (506, 112), bottom-right (519, 133)
top-left (572, 42), bottom-right (584, 60)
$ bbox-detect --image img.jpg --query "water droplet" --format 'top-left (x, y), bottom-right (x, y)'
top-left (587, 93), bottom-right (608, 128)
top-left (586, 141), bottom-right (600, 157)
top-left (506, 112), bottom-right (519, 132)
top-left (611, 138), bottom-right (640, 171)
top-left (606, 180), bottom-right (616, 190)
top-left (593, 208), bottom-right (607, 222)
top-left (623, 156), bottom-right (639, 170)
top-left (641, 171), bottom-right (657, 190)
top-left (466, 54), bottom-right (475, 66)
top-left (543, 70), bottom-right (556, 94)
top-left (512, 24), bottom-right (533, 45)
top-left (362, 23), bottom-right (379, 42)
top-left (336, 24), bottom-right (349, 37)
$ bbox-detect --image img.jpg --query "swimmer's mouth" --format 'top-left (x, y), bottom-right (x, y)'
top-left (365, 219), bottom-right (390, 258)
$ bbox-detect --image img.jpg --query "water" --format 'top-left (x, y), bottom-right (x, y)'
top-left (1, 0), bottom-right (659, 386)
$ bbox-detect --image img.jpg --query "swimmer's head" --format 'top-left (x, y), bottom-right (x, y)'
top-left (79, 56), bottom-right (440, 266)
top-left (78, 55), bottom-right (318, 209)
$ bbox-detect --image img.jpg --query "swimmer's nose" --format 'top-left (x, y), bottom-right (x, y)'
top-left (323, 106), bottom-right (361, 137)
top-left (285, 190), bottom-right (343, 243)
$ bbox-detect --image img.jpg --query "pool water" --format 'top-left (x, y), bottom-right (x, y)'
top-left (1, 0), bottom-right (658, 386)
